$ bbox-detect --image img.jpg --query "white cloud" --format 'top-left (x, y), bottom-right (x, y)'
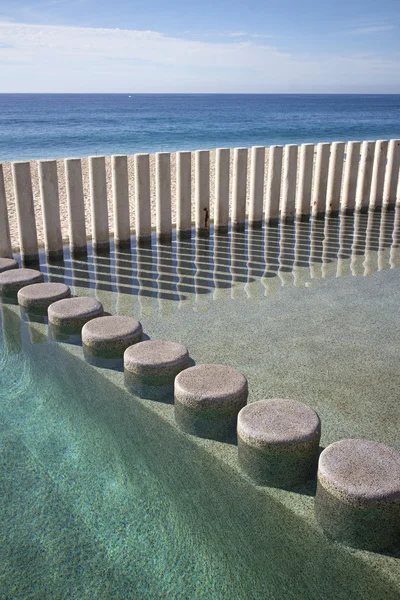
top-left (347, 25), bottom-right (395, 35)
top-left (0, 21), bottom-right (399, 92)
top-left (221, 31), bottom-right (274, 39)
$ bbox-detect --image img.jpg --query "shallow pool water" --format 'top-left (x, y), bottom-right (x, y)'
top-left (1, 213), bottom-right (399, 599)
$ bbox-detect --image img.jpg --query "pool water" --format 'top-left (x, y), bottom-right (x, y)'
top-left (1, 213), bottom-right (399, 599)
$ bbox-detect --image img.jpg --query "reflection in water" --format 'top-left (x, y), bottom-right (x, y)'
top-left (9, 212), bottom-right (400, 318)
top-left (2, 216), bottom-right (400, 600)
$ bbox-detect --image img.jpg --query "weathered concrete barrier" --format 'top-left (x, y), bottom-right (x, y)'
top-left (1, 140), bottom-right (400, 257)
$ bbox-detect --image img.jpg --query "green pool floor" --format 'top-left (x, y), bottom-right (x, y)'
top-left (1, 215), bottom-right (399, 599)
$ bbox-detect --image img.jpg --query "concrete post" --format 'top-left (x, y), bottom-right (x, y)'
top-left (176, 151), bottom-right (192, 239)
top-left (281, 144), bottom-right (298, 223)
top-left (326, 142), bottom-right (345, 216)
top-left (0, 165), bottom-right (13, 258)
top-left (65, 158), bottom-right (87, 256)
top-left (341, 142), bottom-right (361, 215)
top-left (134, 153), bottom-right (152, 246)
top-left (195, 150), bottom-right (210, 237)
top-left (265, 145), bottom-right (283, 225)
top-left (312, 143), bottom-right (330, 219)
top-left (38, 160), bottom-right (63, 261)
top-left (382, 139), bottom-right (400, 210)
top-left (369, 141), bottom-right (388, 212)
top-left (232, 147), bottom-right (248, 232)
top-left (89, 156), bottom-right (110, 253)
top-left (155, 152), bottom-right (172, 243)
top-left (214, 148), bottom-right (230, 235)
top-left (248, 146), bottom-right (265, 229)
top-left (296, 144), bottom-right (314, 221)
top-left (355, 141), bottom-right (376, 213)
top-left (112, 155), bottom-right (131, 248)
top-left (11, 162), bottom-right (39, 264)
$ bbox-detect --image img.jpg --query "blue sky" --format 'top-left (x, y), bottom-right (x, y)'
top-left (0, 0), bottom-right (399, 92)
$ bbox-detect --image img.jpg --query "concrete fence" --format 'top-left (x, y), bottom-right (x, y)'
top-left (0, 139), bottom-right (399, 262)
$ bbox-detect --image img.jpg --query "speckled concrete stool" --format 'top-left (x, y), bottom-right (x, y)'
top-left (315, 439), bottom-right (400, 552)
top-left (0, 268), bottom-right (44, 299)
top-left (17, 282), bottom-right (71, 315)
top-left (48, 296), bottom-right (104, 336)
top-left (124, 340), bottom-right (189, 401)
top-left (237, 398), bottom-right (321, 489)
top-left (82, 315), bottom-right (143, 365)
top-left (174, 364), bottom-right (248, 441)
top-left (0, 258), bottom-right (18, 273)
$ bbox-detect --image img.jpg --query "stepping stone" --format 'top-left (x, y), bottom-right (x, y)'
top-left (82, 315), bottom-right (143, 360)
top-left (124, 340), bottom-right (189, 401)
top-left (17, 282), bottom-right (71, 314)
top-left (0, 258), bottom-right (18, 273)
top-left (48, 296), bottom-right (104, 335)
top-left (174, 364), bottom-right (248, 441)
top-left (0, 268), bottom-right (44, 298)
top-left (315, 439), bottom-right (400, 551)
top-left (237, 398), bottom-right (321, 489)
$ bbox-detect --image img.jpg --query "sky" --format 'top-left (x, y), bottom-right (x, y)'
top-left (0, 0), bottom-right (399, 93)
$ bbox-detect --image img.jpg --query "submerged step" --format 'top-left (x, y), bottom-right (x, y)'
top-left (0, 268), bottom-right (44, 298)
top-left (315, 439), bottom-right (400, 551)
top-left (48, 296), bottom-right (104, 336)
top-left (0, 258), bottom-right (18, 273)
top-left (82, 315), bottom-right (143, 361)
top-left (237, 398), bottom-right (321, 489)
top-left (124, 339), bottom-right (189, 402)
top-left (18, 282), bottom-right (71, 314)
top-left (174, 364), bottom-right (248, 442)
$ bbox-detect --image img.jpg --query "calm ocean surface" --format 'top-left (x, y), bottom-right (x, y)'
top-left (0, 94), bottom-right (400, 162)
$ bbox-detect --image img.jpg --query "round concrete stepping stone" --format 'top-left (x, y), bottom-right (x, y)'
top-left (315, 439), bottom-right (400, 551)
top-left (124, 340), bottom-right (189, 401)
top-left (0, 268), bottom-right (44, 298)
top-left (48, 296), bottom-right (104, 335)
top-left (17, 282), bottom-right (71, 314)
top-left (0, 258), bottom-right (18, 273)
top-left (174, 364), bottom-right (248, 441)
top-left (82, 315), bottom-right (143, 360)
top-left (237, 398), bottom-right (321, 489)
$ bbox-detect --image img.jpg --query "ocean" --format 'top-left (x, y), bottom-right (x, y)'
top-left (0, 93), bottom-right (400, 162)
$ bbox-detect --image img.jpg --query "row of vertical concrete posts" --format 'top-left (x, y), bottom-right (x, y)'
top-left (0, 140), bottom-right (399, 263)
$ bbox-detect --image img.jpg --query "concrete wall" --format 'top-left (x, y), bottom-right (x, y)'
top-left (2, 140), bottom-right (400, 257)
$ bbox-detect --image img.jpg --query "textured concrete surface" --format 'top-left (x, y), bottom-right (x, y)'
top-left (18, 282), bottom-right (71, 313)
top-left (48, 296), bottom-right (104, 334)
top-left (124, 339), bottom-right (189, 401)
top-left (174, 364), bottom-right (248, 441)
top-left (315, 439), bottom-right (400, 551)
top-left (0, 268), bottom-right (43, 297)
top-left (0, 258), bottom-right (18, 273)
top-left (82, 315), bottom-right (142, 359)
top-left (237, 398), bottom-right (321, 488)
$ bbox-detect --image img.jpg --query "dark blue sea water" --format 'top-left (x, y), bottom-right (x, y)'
top-left (0, 94), bottom-right (400, 162)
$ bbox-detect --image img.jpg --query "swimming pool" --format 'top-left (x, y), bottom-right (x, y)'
top-left (1, 214), bottom-right (399, 599)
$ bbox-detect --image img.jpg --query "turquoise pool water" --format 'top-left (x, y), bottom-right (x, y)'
top-left (1, 213), bottom-right (399, 599)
